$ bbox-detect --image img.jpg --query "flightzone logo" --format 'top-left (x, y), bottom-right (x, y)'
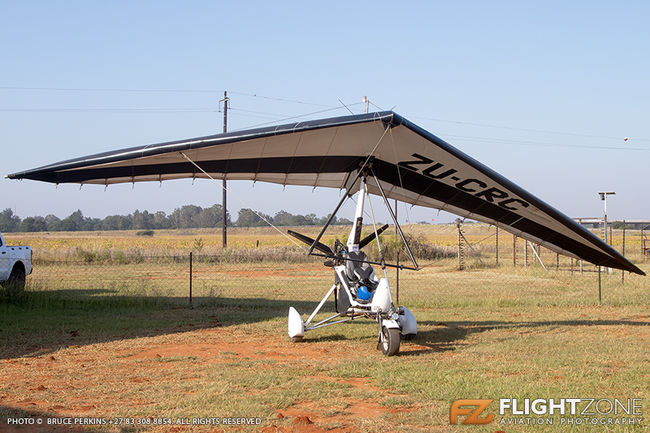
top-left (450, 400), bottom-right (494, 425)
top-left (450, 398), bottom-right (643, 427)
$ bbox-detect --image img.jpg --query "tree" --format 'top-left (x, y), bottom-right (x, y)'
top-left (45, 214), bottom-right (61, 231)
top-left (272, 210), bottom-right (294, 226)
top-left (132, 210), bottom-right (154, 230)
top-left (337, 217), bottom-right (352, 226)
top-left (0, 209), bottom-right (21, 232)
top-left (0, 203), bottom-right (346, 232)
top-left (170, 205), bottom-right (202, 229)
top-left (193, 204), bottom-right (227, 228)
top-left (58, 210), bottom-right (84, 231)
top-left (102, 214), bottom-right (132, 230)
top-left (153, 211), bottom-right (171, 229)
top-left (236, 208), bottom-right (270, 227)
top-left (19, 216), bottom-right (47, 232)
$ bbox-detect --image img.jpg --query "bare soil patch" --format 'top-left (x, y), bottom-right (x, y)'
top-left (1, 325), bottom-right (410, 432)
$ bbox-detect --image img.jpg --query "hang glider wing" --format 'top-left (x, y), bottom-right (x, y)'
top-left (6, 111), bottom-right (644, 275)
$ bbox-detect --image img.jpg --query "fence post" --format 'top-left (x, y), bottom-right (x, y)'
top-left (524, 239), bottom-right (528, 267)
top-left (495, 226), bottom-right (499, 266)
top-left (457, 219), bottom-right (464, 270)
top-left (513, 234), bottom-right (517, 268)
top-left (189, 251), bottom-right (193, 307)
top-left (642, 227), bottom-right (645, 257)
top-left (598, 265), bottom-right (602, 304)
top-left (622, 220), bottom-right (626, 284)
top-left (396, 251), bottom-right (400, 305)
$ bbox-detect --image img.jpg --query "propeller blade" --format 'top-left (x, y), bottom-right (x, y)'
top-left (287, 230), bottom-right (334, 256)
top-left (358, 224), bottom-right (389, 250)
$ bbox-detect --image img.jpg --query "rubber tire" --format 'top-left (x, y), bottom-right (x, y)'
top-left (380, 326), bottom-right (400, 356)
top-left (6, 266), bottom-right (26, 295)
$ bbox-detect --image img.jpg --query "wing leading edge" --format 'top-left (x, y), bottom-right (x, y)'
top-left (6, 111), bottom-right (644, 275)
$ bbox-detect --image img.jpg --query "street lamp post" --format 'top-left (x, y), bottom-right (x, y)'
top-left (598, 191), bottom-right (616, 246)
top-left (598, 191), bottom-right (616, 275)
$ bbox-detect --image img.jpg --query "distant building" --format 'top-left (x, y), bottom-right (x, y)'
top-left (574, 218), bottom-right (650, 231)
top-left (623, 220), bottom-right (650, 230)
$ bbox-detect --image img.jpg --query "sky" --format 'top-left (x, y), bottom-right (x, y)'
top-left (1, 0), bottom-right (649, 225)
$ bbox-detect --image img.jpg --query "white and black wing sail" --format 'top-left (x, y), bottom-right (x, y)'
top-left (7, 111), bottom-right (644, 275)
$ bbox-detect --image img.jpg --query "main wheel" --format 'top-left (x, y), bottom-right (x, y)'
top-left (6, 266), bottom-right (26, 295)
top-left (380, 326), bottom-right (400, 356)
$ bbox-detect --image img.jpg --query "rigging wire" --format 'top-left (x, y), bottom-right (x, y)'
top-left (230, 103), bottom-right (365, 131)
top-left (178, 152), bottom-right (307, 250)
top-left (365, 190), bottom-right (389, 280)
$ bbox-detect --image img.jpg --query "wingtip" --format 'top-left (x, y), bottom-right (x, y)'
top-left (629, 265), bottom-right (646, 276)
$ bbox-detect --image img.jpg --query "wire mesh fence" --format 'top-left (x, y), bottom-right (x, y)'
top-left (25, 246), bottom-right (647, 311)
top-left (7, 223), bottom-right (646, 310)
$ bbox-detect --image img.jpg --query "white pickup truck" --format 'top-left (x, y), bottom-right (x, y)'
top-left (0, 232), bottom-right (32, 293)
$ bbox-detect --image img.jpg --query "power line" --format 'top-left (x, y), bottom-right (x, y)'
top-left (0, 107), bottom-right (217, 113)
top-left (406, 113), bottom-right (650, 142)
top-left (2, 106), bottom-right (646, 151)
top-left (0, 85), bottom-right (218, 94)
top-left (444, 133), bottom-right (649, 152)
top-left (2, 85), bottom-right (646, 143)
top-left (0, 85), bottom-right (337, 108)
top-left (228, 90), bottom-right (334, 108)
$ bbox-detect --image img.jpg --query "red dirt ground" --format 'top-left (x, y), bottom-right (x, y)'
top-left (0, 327), bottom-right (419, 433)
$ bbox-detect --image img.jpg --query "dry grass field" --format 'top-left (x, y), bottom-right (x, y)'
top-left (0, 225), bottom-right (648, 432)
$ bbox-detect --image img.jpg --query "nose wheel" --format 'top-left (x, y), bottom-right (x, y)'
top-left (379, 325), bottom-right (400, 356)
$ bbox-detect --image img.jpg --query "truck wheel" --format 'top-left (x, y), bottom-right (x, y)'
top-left (380, 326), bottom-right (400, 356)
top-left (6, 266), bottom-right (26, 295)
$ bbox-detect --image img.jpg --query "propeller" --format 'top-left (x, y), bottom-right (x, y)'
top-left (358, 224), bottom-right (389, 250)
top-left (287, 230), bottom-right (334, 256)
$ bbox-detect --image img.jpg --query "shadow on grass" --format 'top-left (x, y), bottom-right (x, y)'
top-left (0, 288), bottom-right (328, 360)
top-left (1, 288), bottom-right (647, 360)
top-left (0, 405), bottom-right (138, 433)
top-left (407, 318), bottom-right (649, 356)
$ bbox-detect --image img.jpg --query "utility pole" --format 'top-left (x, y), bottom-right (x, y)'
top-left (220, 91), bottom-right (230, 248)
top-left (363, 96), bottom-right (369, 113)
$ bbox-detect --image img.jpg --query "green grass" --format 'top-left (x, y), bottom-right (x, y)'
top-left (0, 257), bottom-right (647, 432)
